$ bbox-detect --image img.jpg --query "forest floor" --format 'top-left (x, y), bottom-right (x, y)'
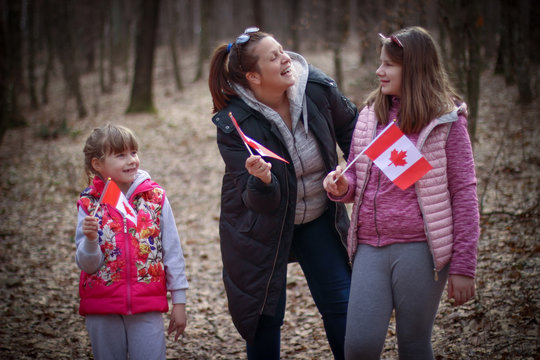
top-left (0, 45), bottom-right (538, 360)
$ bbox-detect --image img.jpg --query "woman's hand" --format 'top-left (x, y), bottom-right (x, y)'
top-left (245, 155), bottom-right (272, 184)
top-left (323, 166), bottom-right (349, 197)
top-left (82, 216), bottom-right (99, 241)
top-left (447, 274), bottom-right (475, 306)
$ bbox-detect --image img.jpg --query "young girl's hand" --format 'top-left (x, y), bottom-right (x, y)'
top-left (168, 303), bottom-right (187, 341)
top-left (323, 166), bottom-right (349, 197)
top-left (82, 216), bottom-right (99, 241)
top-left (245, 155), bottom-right (272, 184)
top-left (447, 274), bottom-right (475, 306)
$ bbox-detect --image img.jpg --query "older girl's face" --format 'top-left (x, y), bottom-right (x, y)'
top-left (250, 36), bottom-right (295, 92)
top-left (376, 47), bottom-right (402, 97)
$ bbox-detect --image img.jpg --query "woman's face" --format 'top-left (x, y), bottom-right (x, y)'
top-left (376, 47), bottom-right (402, 97)
top-left (250, 36), bottom-right (295, 92)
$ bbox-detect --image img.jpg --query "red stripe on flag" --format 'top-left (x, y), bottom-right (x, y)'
top-left (393, 157), bottom-right (433, 190)
top-left (102, 180), bottom-right (121, 206)
top-left (364, 124), bottom-right (404, 160)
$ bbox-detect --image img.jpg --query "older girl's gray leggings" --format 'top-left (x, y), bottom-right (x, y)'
top-left (344, 242), bottom-right (449, 360)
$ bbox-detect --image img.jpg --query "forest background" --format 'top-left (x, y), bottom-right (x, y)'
top-left (0, 0), bottom-right (538, 359)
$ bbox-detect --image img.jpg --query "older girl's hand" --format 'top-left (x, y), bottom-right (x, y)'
top-left (323, 166), bottom-right (349, 197)
top-left (448, 274), bottom-right (475, 306)
top-left (245, 155), bottom-right (272, 184)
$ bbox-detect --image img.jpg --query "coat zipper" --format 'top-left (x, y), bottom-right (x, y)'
top-left (260, 153), bottom-right (289, 315)
top-left (123, 217), bottom-right (133, 314)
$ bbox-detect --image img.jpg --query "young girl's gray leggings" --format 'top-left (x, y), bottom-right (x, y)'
top-left (85, 311), bottom-right (166, 360)
top-left (344, 242), bottom-right (449, 360)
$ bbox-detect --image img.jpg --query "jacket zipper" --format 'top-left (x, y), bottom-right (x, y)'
top-left (374, 169), bottom-right (382, 246)
top-left (260, 165), bottom-right (289, 315)
top-left (124, 217), bottom-right (133, 314)
top-left (415, 126), bottom-right (440, 282)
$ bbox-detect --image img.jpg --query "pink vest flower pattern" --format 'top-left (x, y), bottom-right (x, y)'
top-left (77, 179), bottom-right (168, 315)
top-left (347, 105), bottom-right (464, 273)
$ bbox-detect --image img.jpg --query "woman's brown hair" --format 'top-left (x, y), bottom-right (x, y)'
top-left (364, 26), bottom-right (462, 134)
top-left (208, 30), bottom-right (271, 113)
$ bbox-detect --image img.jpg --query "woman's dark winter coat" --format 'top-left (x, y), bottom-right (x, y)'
top-left (212, 65), bottom-right (358, 343)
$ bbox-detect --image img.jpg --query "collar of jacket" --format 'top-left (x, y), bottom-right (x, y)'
top-left (212, 64), bottom-right (337, 135)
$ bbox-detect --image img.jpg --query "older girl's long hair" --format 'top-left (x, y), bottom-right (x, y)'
top-left (364, 26), bottom-right (461, 134)
top-left (208, 30), bottom-right (270, 113)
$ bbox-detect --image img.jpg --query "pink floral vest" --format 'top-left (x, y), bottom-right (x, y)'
top-left (347, 106), bottom-right (463, 273)
top-left (77, 179), bottom-right (168, 315)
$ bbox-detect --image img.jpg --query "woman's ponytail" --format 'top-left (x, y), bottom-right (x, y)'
top-left (209, 44), bottom-right (235, 113)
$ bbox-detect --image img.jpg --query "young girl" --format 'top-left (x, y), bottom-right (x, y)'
top-left (323, 27), bottom-right (479, 359)
top-left (75, 124), bottom-right (188, 360)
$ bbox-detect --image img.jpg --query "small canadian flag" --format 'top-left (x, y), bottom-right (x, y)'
top-left (96, 178), bottom-right (138, 225)
top-left (364, 122), bottom-right (432, 190)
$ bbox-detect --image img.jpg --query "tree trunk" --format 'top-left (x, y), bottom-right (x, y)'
top-left (326, 0), bottom-right (349, 88)
top-left (126, 0), bottom-right (160, 113)
top-left (51, 0), bottom-right (88, 118)
top-left (27, 0), bottom-right (39, 109)
top-left (252, 0), bottom-right (263, 28)
top-left (515, 0), bottom-right (533, 104)
top-left (439, 0), bottom-right (483, 144)
top-left (3, 0), bottom-right (26, 131)
top-left (40, 0), bottom-right (54, 105)
top-left (288, 0), bottom-right (300, 53)
top-left (166, 0), bottom-right (183, 91)
top-left (193, 0), bottom-right (212, 82)
top-left (0, 2), bottom-right (9, 143)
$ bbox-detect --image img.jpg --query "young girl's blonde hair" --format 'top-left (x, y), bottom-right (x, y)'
top-left (365, 26), bottom-right (462, 134)
top-left (83, 124), bottom-right (139, 184)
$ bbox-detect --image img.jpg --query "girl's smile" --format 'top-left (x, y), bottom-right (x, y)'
top-left (376, 47), bottom-right (402, 97)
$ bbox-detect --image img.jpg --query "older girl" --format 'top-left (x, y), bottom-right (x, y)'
top-left (324, 27), bottom-right (479, 359)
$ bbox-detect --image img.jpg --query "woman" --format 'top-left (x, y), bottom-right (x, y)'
top-left (208, 27), bottom-right (358, 359)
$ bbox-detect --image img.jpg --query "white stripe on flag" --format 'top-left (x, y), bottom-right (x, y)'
top-left (372, 135), bottom-right (424, 181)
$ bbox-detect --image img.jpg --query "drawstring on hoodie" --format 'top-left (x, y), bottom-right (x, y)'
top-left (302, 95), bottom-right (308, 136)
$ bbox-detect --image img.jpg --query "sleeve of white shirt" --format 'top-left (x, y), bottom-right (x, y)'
top-left (161, 197), bottom-right (189, 304)
top-left (75, 207), bottom-right (104, 274)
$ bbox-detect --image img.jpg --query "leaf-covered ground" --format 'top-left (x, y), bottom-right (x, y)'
top-left (0, 46), bottom-right (538, 359)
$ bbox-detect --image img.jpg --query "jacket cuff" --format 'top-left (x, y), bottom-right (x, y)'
top-left (171, 289), bottom-right (187, 304)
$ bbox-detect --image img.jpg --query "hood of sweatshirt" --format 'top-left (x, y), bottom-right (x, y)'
top-left (232, 51), bottom-right (310, 132)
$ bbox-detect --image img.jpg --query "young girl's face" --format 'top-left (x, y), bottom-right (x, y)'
top-left (376, 47), bottom-right (402, 97)
top-left (93, 148), bottom-right (139, 193)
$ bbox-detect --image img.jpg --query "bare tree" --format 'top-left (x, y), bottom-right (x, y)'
top-left (50, 0), bottom-right (88, 119)
top-left (40, 0), bottom-right (54, 105)
top-left (325, 0), bottom-right (350, 88)
top-left (126, 0), bottom-right (161, 113)
top-left (165, 0), bottom-right (184, 91)
top-left (194, 0), bottom-right (212, 82)
top-left (439, 0), bottom-right (483, 143)
top-left (1, 0), bottom-right (26, 140)
top-left (26, 0), bottom-right (39, 109)
top-left (288, 0), bottom-right (301, 53)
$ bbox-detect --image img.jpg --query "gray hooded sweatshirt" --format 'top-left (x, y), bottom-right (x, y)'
top-left (233, 52), bottom-right (327, 224)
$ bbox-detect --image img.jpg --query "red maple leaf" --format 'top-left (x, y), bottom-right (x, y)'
top-left (389, 149), bottom-right (407, 166)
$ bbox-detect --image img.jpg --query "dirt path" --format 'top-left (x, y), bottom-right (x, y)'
top-left (0, 48), bottom-right (538, 359)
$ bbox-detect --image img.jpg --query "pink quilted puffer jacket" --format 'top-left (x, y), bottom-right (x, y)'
top-left (334, 103), bottom-right (479, 279)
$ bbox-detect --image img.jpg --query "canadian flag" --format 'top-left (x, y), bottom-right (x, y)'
top-left (363, 122), bottom-right (432, 190)
top-left (229, 112), bottom-right (289, 164)
top-left (99, 178), bottom-right (138, 225)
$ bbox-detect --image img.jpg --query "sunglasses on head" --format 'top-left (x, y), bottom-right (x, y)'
top-left (378, 33), bottom-right (403, 48)
top-left (236, 27), bottom-right (260, 45)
